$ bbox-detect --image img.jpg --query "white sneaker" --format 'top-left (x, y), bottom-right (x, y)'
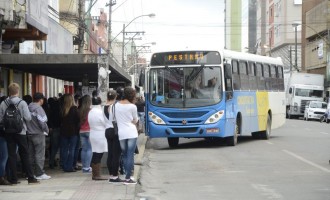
top-left (36, 174), bottom-right (51, 180)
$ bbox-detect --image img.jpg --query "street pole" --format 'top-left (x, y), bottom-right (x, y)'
top-left (107, 0), bottom-right (116, 56)
top-left (78, 0), bottom-right (85, 53)
top-left (122, 24), bottom-right (125, 68)
top-left (295, 25), bottom-right (298, 71)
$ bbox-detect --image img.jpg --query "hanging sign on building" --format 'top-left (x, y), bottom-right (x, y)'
top-left (318, 42), bottom-right (324, 59)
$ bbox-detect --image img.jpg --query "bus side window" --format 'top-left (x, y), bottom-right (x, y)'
top-left (248, 62), bottom-right (257, 90)
top-left (224, 63), bottom-right (233, 100)
top-left (232, 60), bottom-right (241, 90)
top-left (256, 63), bottom-right (265, 90)
top-left (239, 61), bottom-right (249, 90)
top-left (263, 64), bottom-right (270, 90)
top-left (270, 64), bottom-right (277, 90)
top-left (277, 65), bottom-right (284, 91)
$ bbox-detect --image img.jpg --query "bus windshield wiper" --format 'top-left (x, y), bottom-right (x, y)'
top-left (187, 64), bottom-right (204, 82)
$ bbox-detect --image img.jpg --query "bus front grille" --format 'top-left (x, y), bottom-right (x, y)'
top-left (161, 111), bottom-right (208, 118)
top-left (172, 128), bottom-right (198, 134)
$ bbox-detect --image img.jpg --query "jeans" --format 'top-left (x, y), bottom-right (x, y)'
top-left (73, 136), bottom-right (81, 168)
top-left (80, 132), bottom-right (92, 169)
top-left (27, 134), bottom-right (46, 176)
top-left (138, 112), bottom-right (145, 132)
top-left (5, 133), bottom-right (35, 182)
top-left (105, 131), bottom-right (121, 176)
top-left (49, 128), bottom-right (60, 168)
top-left (60, 135), bottom-right (78, 171)
top-left (0, 136), bottom-right (8, 177)
top-left (119, 138), bottom-right (137, 179)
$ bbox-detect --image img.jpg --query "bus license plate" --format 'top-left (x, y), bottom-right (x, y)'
top-left (206, 128), bottom-right (219, 133)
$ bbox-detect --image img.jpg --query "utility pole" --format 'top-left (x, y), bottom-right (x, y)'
top-left (78, 0), bottom-right (85, 53)
top-left (106, 0), bottom-right (116, 56)
top-left (122, 31), bottom-right (144, 69)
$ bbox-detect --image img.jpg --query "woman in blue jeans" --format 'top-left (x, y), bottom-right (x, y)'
top-left (115, 87), bottom-right (139, 185)
top-left (60, 94), bottom-right (80, 172)
top-left (78, 95), bottom-right (92, 173)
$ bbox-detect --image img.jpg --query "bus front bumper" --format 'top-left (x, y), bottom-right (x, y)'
top-left (147, 120), bottom-right (228, 138)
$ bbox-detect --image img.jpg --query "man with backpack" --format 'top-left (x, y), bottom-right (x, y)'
top-left (0, 83), bottom-right (39, 185)
top-left (26, 92), bottom-right (50, 180)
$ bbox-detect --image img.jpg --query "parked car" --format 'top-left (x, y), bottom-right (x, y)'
top-left (303, 101), bottom-right (327, 121)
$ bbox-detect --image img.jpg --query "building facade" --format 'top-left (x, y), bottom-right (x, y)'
top-left (257, 0), bottom-right (302, 72)
top-left (302, 0), bottom-right (330, 90)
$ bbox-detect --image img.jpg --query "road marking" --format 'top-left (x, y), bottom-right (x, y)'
top-left (320, 132), bottom-right (329, 135)
top-left (251, 184), bottom-right (283, 199)
top-left (266, 141), bottom-right (273, 145)
top-left (282, 149), bottom-right (330, 173)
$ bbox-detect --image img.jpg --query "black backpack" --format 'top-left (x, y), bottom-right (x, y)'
top-left (3, 99), bottom-right (23, 134)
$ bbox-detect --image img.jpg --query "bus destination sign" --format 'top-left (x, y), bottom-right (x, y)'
top-left (150, 51), bottom-right (221, 66)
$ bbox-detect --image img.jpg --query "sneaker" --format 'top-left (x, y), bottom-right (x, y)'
top-left (28, 178), bottom-right (40, 184)
top-left (36, 174), bottom-right (51, 180)
top-left (82, 167), bottom-right (92, 173)
top-left (109, 177), bottom-right (124, 184)
top-left (123, 179), bottom-right (137, 185)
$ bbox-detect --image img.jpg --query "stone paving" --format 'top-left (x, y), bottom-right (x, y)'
top-left (0, 134), bottom-right (147, 200)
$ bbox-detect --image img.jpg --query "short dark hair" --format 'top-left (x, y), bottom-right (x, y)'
top-left (123, 87), bottom-right (136, 103)
top-left (33, 92), bottom-right (44, 102)
top-left (107, 90), bottom-right (117, 101)
top-left (92, 97), bottom-right (102, 105)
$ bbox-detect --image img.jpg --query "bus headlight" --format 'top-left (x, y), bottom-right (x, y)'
top-left (205, 110), bottom-right (224, 124)
top-left (148, 112), bottom-right (166, 125)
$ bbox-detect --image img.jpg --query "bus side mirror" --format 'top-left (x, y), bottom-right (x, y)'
top-left (224, 64), bottom-right (232, 79)
top-left (139, 70), bottom-right (145, 87)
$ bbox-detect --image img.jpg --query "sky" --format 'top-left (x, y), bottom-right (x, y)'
top-left (90, 0), bottom-right (225, 60)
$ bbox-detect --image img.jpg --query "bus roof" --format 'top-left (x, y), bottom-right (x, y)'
top-left (222, 49), bottom-right (283, 66)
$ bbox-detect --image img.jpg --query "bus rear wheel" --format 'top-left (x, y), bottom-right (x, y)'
top-left (168, 138), bottom-right (179, 148)
top-left (260, 114), bottom-right (271, 139)
top-left (226, 119), bottom-right (239, 146)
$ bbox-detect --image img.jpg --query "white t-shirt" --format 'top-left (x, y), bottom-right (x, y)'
top-left (115, 102), bottom-right (138, 140)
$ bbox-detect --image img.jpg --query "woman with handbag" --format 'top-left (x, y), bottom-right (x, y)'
top-left (115, 87), bottom-right (139, 185)
top-left (88, 96), bottom-right (107, 180)
top-left (104, 90), bottom-right (123, 183)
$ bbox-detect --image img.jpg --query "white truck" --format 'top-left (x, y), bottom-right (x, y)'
top-left (285, 72), bottom-right (324, 119)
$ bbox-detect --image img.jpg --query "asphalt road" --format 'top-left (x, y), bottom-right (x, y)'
top-left (136, 119), bottom-right (330, 200)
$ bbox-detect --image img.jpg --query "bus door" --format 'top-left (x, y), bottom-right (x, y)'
top-left (224, 63), bottom-right (235, 134)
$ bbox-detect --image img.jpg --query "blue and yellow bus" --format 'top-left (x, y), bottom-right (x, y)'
top-left (145, 50), bottom-right (285, 147)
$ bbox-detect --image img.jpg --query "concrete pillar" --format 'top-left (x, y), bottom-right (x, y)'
top-left (98, 55), bottom-right (109, 103)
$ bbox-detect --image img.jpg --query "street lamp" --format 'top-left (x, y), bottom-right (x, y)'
top-left (292, 22), bottom-right (300, 73)
top-left (117, 13), bottom-right (155, 68)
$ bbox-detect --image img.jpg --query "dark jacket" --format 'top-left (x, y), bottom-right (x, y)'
top-left (60, 106), bottom-right (80, 137)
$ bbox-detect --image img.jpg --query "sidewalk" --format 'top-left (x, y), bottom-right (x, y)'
top-left (0, 134), bottom-right (148, 200)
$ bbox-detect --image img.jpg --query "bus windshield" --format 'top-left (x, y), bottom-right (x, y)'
top-left (149, 66), bottom-right (222, 108)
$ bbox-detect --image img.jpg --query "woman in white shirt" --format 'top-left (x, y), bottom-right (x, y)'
top-left (115, 87), bottom-right (138, 185)
top-left (88, 96), bottom-right (107, 180)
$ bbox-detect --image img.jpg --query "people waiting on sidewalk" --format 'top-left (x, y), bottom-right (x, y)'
top-left (88, 96), bottom-right (107, 180)
top-left (115, 87), bottom-right (139, 185)
top-left (0, 83), bottom-right (39, 184)
top-left (78, 95), bottom-right (92, 173)
top-left (60, 94), bottom-right (80, 172)
top-left (26, 92), bottom-right (51, 180)
top-left (104, 90), bottom-right (123, 183)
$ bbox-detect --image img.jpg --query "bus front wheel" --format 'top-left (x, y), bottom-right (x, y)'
top-left (260, 114), bottom-right (271, 139)
top-left (226, 119), bottom-right (239, 146)
top-left (168, 138), bottom-right (179, 148)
